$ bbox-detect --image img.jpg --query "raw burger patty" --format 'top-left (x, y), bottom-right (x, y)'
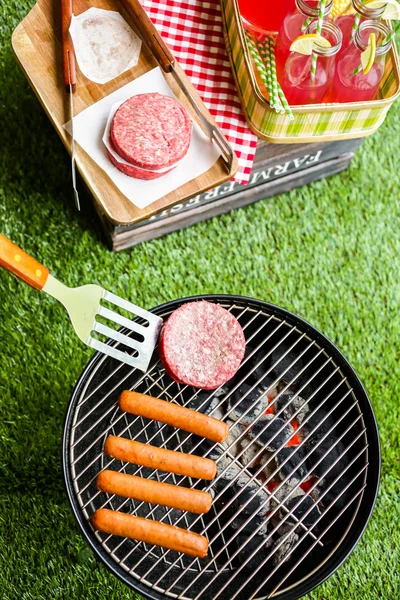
top-left (107, 139), bottom-right (172, 180)
top-left (159, 301), bottom-right (246, 390)
top-left (111, 92), bottom-right (192, 170)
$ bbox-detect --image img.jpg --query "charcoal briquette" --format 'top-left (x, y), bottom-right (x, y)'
top-left (307, 437), bottom-right (348, 480)
top-left (271, 531), bottom-right (299, 566)
top-left (270, 344), bottom-right (305, 389)
top-left (249, 415), bottom-right (294, 450)
top-left (228, 383), bottom-right (269, 425)
top-left (284, 494), bottom-right (321, 527)
top-left (233, 479), bottom-right (270, 516)
top-left (239, 438), bottom-right (261, 468)
top-left (302, 408), bottom-right (336, 446)
top-left (275, 446), bottom-right (310, 482)
top-left (235, 533), bottom-right (272, 569)
top-left (275, 390), bottom-right (309, 424)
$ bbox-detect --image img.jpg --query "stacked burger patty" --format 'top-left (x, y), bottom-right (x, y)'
top-left (107, 92), bottom-right (192, 180)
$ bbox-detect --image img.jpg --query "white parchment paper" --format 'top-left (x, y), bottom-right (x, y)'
top-left (69, 8), bottom-right (142, 85)
top-left (64, 68), bottom-right (221, 209)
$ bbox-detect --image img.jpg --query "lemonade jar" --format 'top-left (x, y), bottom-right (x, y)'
top-left (238, 0), bottom-right (296, 34)
top-left (335, 0), bottom-right (386, 57)
top-left (280, 20), bottom-right (342, 105)
top-left (275, 0), bottom-right (333, 78)
top-left (328, 20), bottom-right (392, 103)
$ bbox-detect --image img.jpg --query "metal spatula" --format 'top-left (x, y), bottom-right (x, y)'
top-left (0, 234), bottom-right (163, 371)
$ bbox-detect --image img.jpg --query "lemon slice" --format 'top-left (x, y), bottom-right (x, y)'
top-left (290, 34), bottom-right (332, 56)
top-left (361, 32), bottom-right (376, 74)
top-left (365, 0), bottom-right (400, 19)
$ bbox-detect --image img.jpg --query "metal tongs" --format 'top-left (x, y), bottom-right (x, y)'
top-left (61, 0), bottom-right (80, 210)
top-left (120, 0), bottom-right (235, 173)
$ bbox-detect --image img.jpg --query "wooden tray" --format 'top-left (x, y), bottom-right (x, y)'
top-left (11, 0), bottom-right (238, 226)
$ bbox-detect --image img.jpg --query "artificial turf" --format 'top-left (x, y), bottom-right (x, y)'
top-left (0, 3), bottom-right (399, 599)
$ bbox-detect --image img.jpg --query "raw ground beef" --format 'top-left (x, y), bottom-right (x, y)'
top-left (159, 301), bottom-right (246, 389)
top-left (107, 148), bottom-right (172, 180)
top-left (110, 92), bottom-right (192, 170)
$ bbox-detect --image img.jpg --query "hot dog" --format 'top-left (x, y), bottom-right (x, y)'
top-left (119, 391), bottom-right (229, 443)
top-left (104, 435), bottom-right (216, 480)
top-left (97, 470), bottom-right (212, 514)
top-left (91, 508), bottom-right (208, 558)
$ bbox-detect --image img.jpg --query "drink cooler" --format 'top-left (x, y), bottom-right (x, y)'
top-left (221, 0), bottom-right (400, 143)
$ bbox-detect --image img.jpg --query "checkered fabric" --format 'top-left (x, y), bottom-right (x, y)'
top-left (142, 0), bottom-right (258, 184)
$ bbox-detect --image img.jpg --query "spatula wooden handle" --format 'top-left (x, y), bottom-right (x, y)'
top-left (61, 0), bottom-right (76, 92)
top-left (0, 234), bottom-right (49, 290)
top-left (120, 0), bottom-right (175, 72)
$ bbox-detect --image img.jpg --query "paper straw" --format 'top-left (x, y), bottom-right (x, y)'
top-left (310, 0), bottom-right (326, 82)
top-left (380, 21), bottom-right (400, 45)
top-left (351, 13), bottom-right (361, 40)
top-left (263, 37), bottom-right (285, 112)
top-left (353, 22), bottom-right (398, 75)
top-left (301, 16), bottom-right (313, 32)
top-left (267, 36), bottom-right (294, 120)
top-left (257, 37), bottom-right (285, 112)
top-left (245, 31), bottom-right (276, 106)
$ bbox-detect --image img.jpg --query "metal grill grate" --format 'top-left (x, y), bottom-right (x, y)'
top-left (65, 297), bottom-right (378, 600)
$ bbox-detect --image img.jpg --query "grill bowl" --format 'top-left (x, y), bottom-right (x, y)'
top-left (62, 295), bottom-right (380, 600)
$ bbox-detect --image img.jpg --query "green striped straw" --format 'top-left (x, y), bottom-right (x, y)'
top-left (351, 5), bottom-right (363, 40)
top-left (353, 22), bottom-right (398, 75)
top-left (310, 0), bottom-right (327, 82)
top-left (301, 16), bottom-right (313, 32)
top-left (267, 36), bottom-right (294, 120)
top-left (257, 37), bottom-right (285, 112)
top-left (244, 31), bottom-right (276, 106)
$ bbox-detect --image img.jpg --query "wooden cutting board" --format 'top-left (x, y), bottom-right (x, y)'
top-left (11, 0), bottom-right (238, 226)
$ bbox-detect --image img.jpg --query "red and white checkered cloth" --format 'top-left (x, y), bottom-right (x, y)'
top-left (142, 0), bottom-right (258, 184)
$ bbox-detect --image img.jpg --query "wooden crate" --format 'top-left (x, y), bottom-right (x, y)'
top-left (96, 137), bottom-right (363, 251)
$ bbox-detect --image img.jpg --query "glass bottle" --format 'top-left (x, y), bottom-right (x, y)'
top-left (280, 20), bottom-right (342, 105)
top-left (238, 0), bottom-right (296, 34)
top-left (275, 0), bottom-right (333, 79)
top-left (328, 20), bottom-right (392, 103)
top-left (335, 0), bottom-right (386, 57)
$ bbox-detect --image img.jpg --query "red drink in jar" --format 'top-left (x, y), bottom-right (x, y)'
top-left (328, 20), bottom-right (392, 103)
top-left (280, 20), bottom-right (342, 105)
top-left (335, 0), bottom-right (385, 57)
top-left (238, 0), bottom-right (296, 34)
top-left (275, 0), bottom-right (333, 80)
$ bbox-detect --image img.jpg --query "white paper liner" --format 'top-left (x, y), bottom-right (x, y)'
top-left (63, 67), bottom-right (221, 209)
top-left (69, 8), bottom-right (142, 85)
top-left (103, 100), bottom-right (188, 173)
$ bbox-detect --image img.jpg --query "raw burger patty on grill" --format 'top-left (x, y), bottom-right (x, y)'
top-left (159, 301), bottom-right (246, 390)
top-left (111, 92), bottom-right (192, 170)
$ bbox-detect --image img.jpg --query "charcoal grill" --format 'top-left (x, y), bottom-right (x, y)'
top-left (62, 295), bottom-right (380, 600)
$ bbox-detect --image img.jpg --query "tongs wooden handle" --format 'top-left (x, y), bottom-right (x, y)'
top-left (61, 0), bottom-right (76, 92)
top-left (120, 0), bottom-right (175, 73)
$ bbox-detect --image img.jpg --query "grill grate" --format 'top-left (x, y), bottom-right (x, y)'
top-left (65, 297), bottom-right (378, 600)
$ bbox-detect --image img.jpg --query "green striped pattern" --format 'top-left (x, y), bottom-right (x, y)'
top-left (311, 0), bottom-right (326, 81)
top-left (301, 16), bottom-right (313, 32)
top-left (352, 13), bottom-right (361, 40)
top-left (266, 36), bottom-right (294, 120)
top-left (258, 38), bottom-right (284, 113)
top-left (244, 31), bottom-right (270, 92)
top-left (221, 0), bottom-right (399, 141)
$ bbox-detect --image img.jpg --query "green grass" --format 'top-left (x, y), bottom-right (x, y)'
top-left (1, 3), bottom-right (399, 599)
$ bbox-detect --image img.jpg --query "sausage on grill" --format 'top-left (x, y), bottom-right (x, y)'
top-left (119, 391), bottom-right (229, 443)
top-left (91, 509), bottom-right (208, 558)
top-left (104, 435), bottom-right (217, 480)
top-left (97, 470), bottom-right (212, 514)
